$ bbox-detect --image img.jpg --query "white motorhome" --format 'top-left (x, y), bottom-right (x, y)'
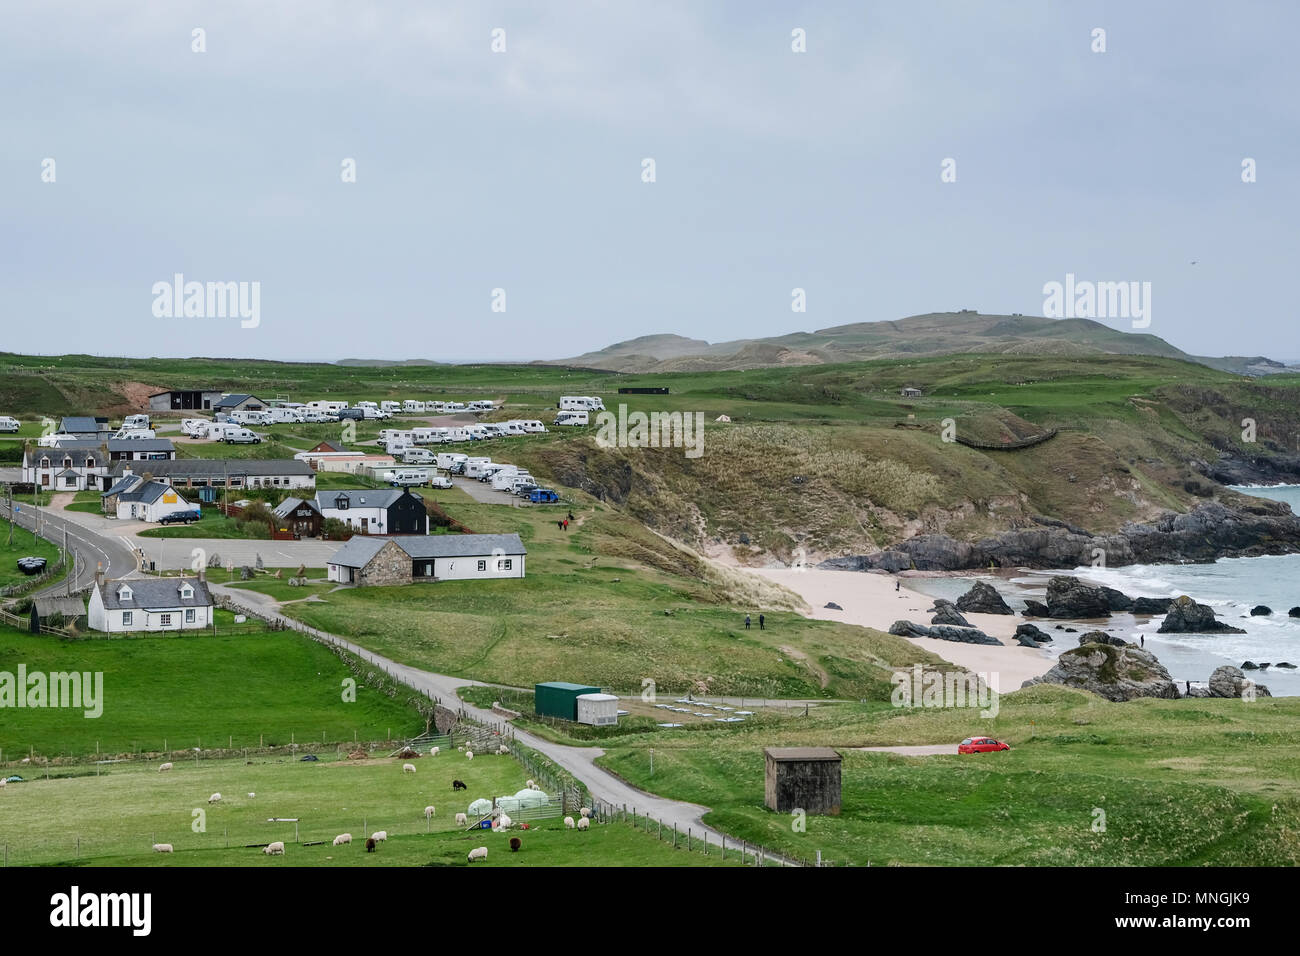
top-left (479, 463), bottom-right (511, 482)
top-left (307, 400), bottom-right (348, 414)
top-left (436, 452), bottom-right (468, 471)
top-left (266, 407), bottom-right (303, 423)
top-left (401, 400), bottom-right (426, 413)
top-left (467, 400), bottom-right (495, 412)
top-left (445, 427), bottom-right (471, 442)
top-left (385, 468), bottom-right (429, 487)
top-left (559, 396), bottom-right (605, 411)
top-left (463, 458), bottom-right (495, 479)
top-left (442, 401), bottom-right (467, 413)
top-left (223, 428), bottom-right (261, 444)
top-left (232, 410), bottom-right (273, 426)
top-left (492, 469), bottom-right (529, 491)
top-left (465, 424), bottom-right (489, 440)
top-left (0, 416), bottom-right (20, 433)
top-left (355, 401), bottom-right (378, 410)
top-left (519, 420), bottom-right (547, 433)
top-left (379, 428), bottom-right (416, 444)
top-left (122, 414), bottom-right (151, 429)
top-left (400, 447), bottom-right (437, 465)
top-left (480, 423), bottom-right (506, 438)
top-left (385, 440), bottom-right (413, 457)
top-left (112, 427), bottom-right (157, 441)
top-left (500, 421), bottom-right (527, 436)
top-left (380, 401), bottom-right (401, 414)
top-left (412, 427), bottom-right (448, 445)
top-left (553, 410), bottom-right (589, 426)
top-left (426, 401), bottom-right (447, 413)
top-left (180, 418), bottom-right (209, 437)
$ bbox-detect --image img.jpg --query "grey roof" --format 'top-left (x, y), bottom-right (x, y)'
top-left (108, 459), bottom-right (315, 479)
top-left (29, 448), bottom-right (103, 468)
top-left (327, 532), bottom-right (527, 568)
top-left (149, 388), bottom-right (219, 397)
top-left (119, 480), bottom-right (183, 504)
top-left (33, 596), bottom-right (87, 618)
top-left (60, 416), bottom-right (106, 433)
top-left (55, 468), bottom-right (80, 478)
top-left (272, 497), bottom-right (320, 519)
top-left (102, 474), bottom-right (143, 497)
top-left (97, 577), bottom-right (212, 610)
top-left (314, 488), bottom-right (420, 511)
top-left (213, 393), bottom-right (258, 408)
top-left (107, 438), bottom-right (176, 453)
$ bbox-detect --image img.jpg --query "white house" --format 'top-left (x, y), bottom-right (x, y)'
top-left (103, 459), bottom-right (316, 491)
top-left (103, 476), bottom-right (197, 522)
top-left (87, 572), bottom-right (214, 633)
top-left (22, 445), bottom-right (109, 491)
top-left (313, 488), bottom-right (427, 535)
top-left (326, 533), bottom-right (526, 586)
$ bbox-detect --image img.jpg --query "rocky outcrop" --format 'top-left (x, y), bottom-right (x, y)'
top-left (1015, 623), bottom-right (1053, 644)
top-left (821, 500), bottom-right (1300, 571)
top-left (888, 620), bottom-right (1003, 646)
top-left (1289, 607), bottom-right (1300, 618)
top-left (929, 599), bottom-right (972, 627)
top-left (1023, 599), bottom-right (1050, 616)
top-left (824, 602), bottom-right (842, 610)
top-left (1250, 605), bottom-right (1272, 616)
top-left (1157, 596), bottom-right (1247, 634)
top-left (1079, 630), bottom-right (1130, 647)
top-left (1044, 576), bottom-right (1112, 618)
top-left (1100, 587), bottom-right (1133, 612)
top-left (1021, 643), bottom-right (1179, 702)
top-left (1207, 665), bottom-right (1271, 699)
top-left (1131, 596), bottom-right (1175, 615)
top-left (1277, 662), bottom-right (1297, 669)
top-left (954, 581), bottom-right (1013, 615)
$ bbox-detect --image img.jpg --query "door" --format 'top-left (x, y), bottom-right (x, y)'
top-left (360, 517), bottom-right (369, 534)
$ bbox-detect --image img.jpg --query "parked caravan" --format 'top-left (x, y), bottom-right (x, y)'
top-left (553, 410), bottom-right (589, 426)
top-left (0, 416), bottom-right (21, 433)
top-left (412, 427), bottom-right (448, 444)
top-left (518, 420), bottom-right (547, 433)
top-left (480, 423), bottom-right (506, 438)
top-left (385, 440), bottom-right (413, 457)
top-left (559, 396), bottom-right (605, 411)
top-left (380, 401), bottom-right (401, 414)
top-left (442, 401), bottom-right (467, 413)
top-left (401, 400), bottom-right (426, 413)
top-left (379, 429), bottom-right (416, 444)
top-left (463, 458), bottom-right (495, 479)
top-left (223, 428), bottom-right (262, 444)
top-left (436, 452), bottom-right (469, 471)
top-left (467, 400), bottom-right (495, 412)
top-left (385, 469), bottom-right (430, 487)
top-left (465, 424), bottom-right (489, 440)
top-left (307, 400), bottom-right (348, 413)
top-left (180, 418), bottom-right (208, 437)
top-left (400, 448), bottom-right (437, 465)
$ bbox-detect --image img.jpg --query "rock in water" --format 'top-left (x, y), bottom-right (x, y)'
top-left (930, 599), bottom-right (972, 627)
top-left (1015, 623), bottom-right (1053, 644)
top-left (1131, 596), bottom-right (1175, 615)
top-left (954, 581), bottom-right (1013, 615)
top-left (1249, 605), bottom-right (1272, 616)
top-left (1157, 596), bottom-right (1247, 634)
top-left (1045, 576), bottom-right (1113, 618)
top-left (1207, 665), bottom-right (1271, 698)
top-left (1241, 660), bottom-right (1259, 670)
top-left (1288, 607), bottom-right (1300, 618)
top-left (1023, 600), bottom-right (1050, 617)
top-left (1275, 662), bottom-right (1297, 669)
top-left (1021, 644), bottom-right (1179, 701)
top-left (1100, 587), bottom-right (1133, 612)
top-left (888, 620), bottom-right (1003, 646)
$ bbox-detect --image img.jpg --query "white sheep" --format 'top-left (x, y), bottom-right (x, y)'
top-left (576, 817), bottom-right (590, 831)
top-left (496, 813), bottom-right (512, 830)
top-left (498, 744), bottom-right (510, 754)
top-left (465, 751), bottom-right (473, 761)
top-left (247, 792), bottom-right (255, 798)
top-left (0, 778), bottom-right (6, 789)
top-left (467, 846), bottom-right (488, 862)
top-left (371, 830), bottom-right (388, 843)
top-left (333, 833), bottom-right (352, 846)
top-left (152, 843), bottom-right (173, 853)
top-left (424, 805), bottom-right (436, 820)
top-left (158, 762), bottom-right (173, 773)
top-left (455, 813), bottom-right (468, 826)
top-left (208, 792), bottom-right (222, 804)
top-left (263, 841), bottom-right (285, 856)
top-left (564, 816), bottom-right (575, 829)
top-left (526, 779), bottom-right (536, 789)
top-left (402, 763), bottom-right (416, 774)
top-left (430, 746), bottom-right (439, 756)
top-left (579, 807), bottom-right (590, 818)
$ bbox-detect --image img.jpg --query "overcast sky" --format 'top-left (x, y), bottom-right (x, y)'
top-left (2, 1), bottom-right (1296, 363)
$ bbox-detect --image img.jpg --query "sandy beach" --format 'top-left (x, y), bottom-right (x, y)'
top-left (752, 568), bottom-right (1054, 689)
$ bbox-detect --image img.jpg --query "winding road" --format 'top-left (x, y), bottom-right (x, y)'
top-left (1, 496), bottom-right (139, 596)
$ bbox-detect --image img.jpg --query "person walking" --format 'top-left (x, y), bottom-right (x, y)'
top-left (563, 518), bottom-right (569, 531)
top-left (895, 579), bottom-right (900, 592)
top-left (744, 615), bottom-right (751, 630)
top-left (759, 614), bottom-right (765, 630)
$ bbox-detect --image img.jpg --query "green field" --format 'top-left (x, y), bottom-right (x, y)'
top-left (0, 627), bottom-right (425, 756)
top-left (0, 519), bottom-right (63, 591)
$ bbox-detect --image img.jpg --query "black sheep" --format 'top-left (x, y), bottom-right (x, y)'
top-left (452, 779), bottom-right (467, 791)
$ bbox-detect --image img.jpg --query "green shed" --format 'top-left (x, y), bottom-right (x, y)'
top-left (535, 682), bottom-right (601, 721)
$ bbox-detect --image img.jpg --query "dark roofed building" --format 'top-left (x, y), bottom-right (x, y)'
top-left (212, 393), bottom-right (267, 413)
top-left (313, 488), bottom-right (427, 535)
top-left (105, 458), bottom-right (315, 490)
top-left (87, 572), bottom-right (213, 633)
top-left (272, 497), bottom-right (323, 537)
top-left (149, 388), bottom-right (226, 412)
top-left (327, 533), bottom-right (526, 586)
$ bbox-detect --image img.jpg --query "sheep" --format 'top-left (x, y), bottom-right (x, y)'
top-left (467, 846), bottom-right (488, 863)
top-left (263, 841), bottom-right (285, 856)
top-left (452, 780), bottom-right (468, 791)
top-left (370, 830), bottom-right (388, 843)
top-left (576, 817), bottom-right (590, 831)
top-left (563, 816), bottom-right (575, 829)
top-left (465, 751), bottom-right (473, 761)
top-left (152, 843), bottom-right (173, 853)
top-left (332, 833), bottom-right (352, 846)
top-left (402, 763), bottom-right (416, 774)
top-left (208, 792), bottom-right (222, 804)
top-left (496, 813), bottom-right (512, 830)
top-left (579, 807), bottom-right (590, 818)
top-left (158, 762), bottom-right (173, 773)
top-left (455, 813), bottom-right (468, 826)
top-left (526, 779), bottom-right (536, 789)
top-left (366, 837), bottom-right (376, 852)
top-left (247, 792), bottom-right (255, 798)
top-left (424, 805), bottom-right (436, 820)
top-left (498, 745), bottom-right (510, 755)
top-left (429, 746), bottom-right (439, 756)
top-left (0, 778), bottom-right (6, 789)
top-left (509, 837), bottom-right (521, 852)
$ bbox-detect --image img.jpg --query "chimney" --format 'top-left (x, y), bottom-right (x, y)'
top-left (95, 562), bottom-right (104, 589)
top-left (197, 566), bottom-right (205, 583)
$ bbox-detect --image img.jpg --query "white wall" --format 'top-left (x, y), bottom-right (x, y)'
top-left (434, 554), bottom-right (525, 581)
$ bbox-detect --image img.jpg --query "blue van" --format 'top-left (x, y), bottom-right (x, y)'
top-left (529, 488), bottom-right (559, 503)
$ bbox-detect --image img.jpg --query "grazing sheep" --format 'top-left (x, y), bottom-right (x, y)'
top-left (455, 813), bottom-right (468, 826)
top-left (467, 846), bottom-right (488, 863)
top-left (365, 837), bottom-right (376, 852)
top-left (452, 780), bottom-right (467, 791)
top-left (0, 779), bottom-right (6, 789)
top-left (564, 816), bottom-right (575, 829)
top-left (526, 779), bottom-right (536, 789)
top-left (152, 843), bottom-right (173, 853)
top-left (424, 805), bottom-right (436, 820)
top-left (208, 793), bottom-right (222, 804)
top-left (576, 817), bottom-right (590, 831)
top-left (158, 762), bottom-right (173, 773)
top-left (402, 763), bottom-right (416, 774)
top-left (465, 751), bottom-right (473, 761)
top-left (496, 813), bottom-right (512, 830)
top-left (247, 792), bottom-right (255, 798)
top-left (430, 747), bottom-right (439, 756)
top-left (579, 807), bottom-right (590, 818)
top-left (371, 830), bottom-right (388, 842)
top-left (263, 841), bottom-right (285, 856)
top-left (332, 833), bottom-right (352, 846)
top-left (509, 837), bottom-right (521, 852)
top-left (498, 745), bottom-right (510, 755)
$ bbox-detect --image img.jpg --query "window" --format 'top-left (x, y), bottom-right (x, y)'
top-left (63, 457), bottom-right (72, 469)
top-left (121, 612), bottom-right (133, 627)
top-left (160, 613), bottom-right (172, 627)
top-left (477, 560), bottom-right (486, 571)
top-left (184, 609), bottom-right (195, 623)
top-left (117, 586), bottom-right (132, 601)
top-left (180, 585), bottom-right (193, 599)
top-left (64, 475), bottom-right (76, 487)
top-left (497, 559), bottom-right (512, 571)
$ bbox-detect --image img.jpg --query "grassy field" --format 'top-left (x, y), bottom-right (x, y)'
top-left (63, 490), bottom-right (104, 514)
top-left (0, 627), bottom-right (425, 756)
top-left (0, 750), bottom-right (736, 867)
top-left (594, 685), bottom-right (1300, 866)
top-left (0, 519), bottom-right (63, 590)
top-left (136, 506), bottom-right (269, 539)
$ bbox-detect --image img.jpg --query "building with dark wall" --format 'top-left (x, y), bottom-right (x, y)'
top-left (764, 747), bottom-right (842, 815)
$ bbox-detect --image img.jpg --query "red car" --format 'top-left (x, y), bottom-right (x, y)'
top-left (959, 736), bottom-right (1010, 754)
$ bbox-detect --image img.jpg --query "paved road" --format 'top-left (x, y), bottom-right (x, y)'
top-left (213, 582), bottom-right (795, 864)
top-left (1, 498), bottom-right (139, 596)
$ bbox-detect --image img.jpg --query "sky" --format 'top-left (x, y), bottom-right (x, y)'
top-left (2, 1), bottom-right (1297, 363)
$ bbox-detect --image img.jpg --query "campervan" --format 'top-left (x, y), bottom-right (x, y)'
top-left (492, 469), bottom-right (529, 491)
top-left (480, 464), bottom-right (511, 482)
top-left (122, 414), bottom-right (151, 430)
top-left (436, 452), bottom-right (468, 471)
top-left (0, 416), bottom-right (19, 433)
top-left (386, 469), bottom-right (429, 487)
top-left (380, 401), bottom-right (401, 414)
top-left (464, 424), bottom-right (489, 440)
top-left (559, 396), bottom-right (605, 411)
top-left (385, 440), bottom-right (413, 457)
top-left (519, 420), bottom-right (547, 434)
top-left (467, 400), bottom-right (495, 412)
top-left (266, 407), bottom-right (303, 424)
top-left (379, 428), bottom-right (416, 444)
top-left (412, 427), bottom-right (448, 445)
top-left (233, 410), bottom-right (273, 426)
top-left (400, 447), bottom-right (437, 465)
top-left (463, 458), bottom-right (495, 479)
top-left (480, 423), bottom-right (506, 438)
top-left (223, 428), bottom-right (261, 444)
top-left (355, 401), bottom-right (378, 410)
top-left (428, 474), bottom-right (453, 489)
top-left (553, 410), bottom-right (589, 427)
top-left (113, 427), bottom-right (157, 441)
top-left (401, 400), bottom-right (426, 413)
top-left (442, 401), bottom-right (467, 413)
top-left (446, 427), bottom-right (471, 442)
top-left (307, 400), bottom-right (348, 414)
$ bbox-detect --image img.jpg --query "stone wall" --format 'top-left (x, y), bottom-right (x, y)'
top-left (358, 540), bottom-right (413, 586)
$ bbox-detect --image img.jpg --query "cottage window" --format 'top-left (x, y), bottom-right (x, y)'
top-left (40, 457), bottom-right (50, 469)
top-left (160, 613), bottom-right (172, 627)
top-left (64, 474), bottom-right (76, 487)
top-left (497, 559), bottom-right (513, 571)
top-left (180, 584), bottom-right (193, 599)
top-left (185, 609), bottom-right (195, 623)
top-left (63, 457), bottom-right (72, 469)
top-left (121, 611), bottom-right (133, 627)
top-left (477, 560), bottom-right (486, 571)
top-left (117, 586), bottom-right (133, 601)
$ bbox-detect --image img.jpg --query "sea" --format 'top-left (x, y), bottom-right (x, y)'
top-left (906, 485), bottom-right (1300, 696)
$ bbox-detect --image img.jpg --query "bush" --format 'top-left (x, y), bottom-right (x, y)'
top-left (321, 518), bottom-right (352, 540)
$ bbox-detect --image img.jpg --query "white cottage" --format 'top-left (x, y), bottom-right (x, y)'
top-left (87, 572), bottom-right (214, 633)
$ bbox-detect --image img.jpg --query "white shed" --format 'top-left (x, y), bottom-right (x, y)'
top-left (576, 693), bottom-right (620, 727)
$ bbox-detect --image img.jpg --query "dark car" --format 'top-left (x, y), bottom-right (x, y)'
top-left (157, 511), bottom-right (200, 525)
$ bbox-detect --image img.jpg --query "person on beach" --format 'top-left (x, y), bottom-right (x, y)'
top-left (744, 615), bottom-right (751, 630)
top-left (895, 579), bottom-right (900, 592)
top-left (759, 614), bottom-right (765, 630)
top-left (1140, 635), bottom-right (1144, 647)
